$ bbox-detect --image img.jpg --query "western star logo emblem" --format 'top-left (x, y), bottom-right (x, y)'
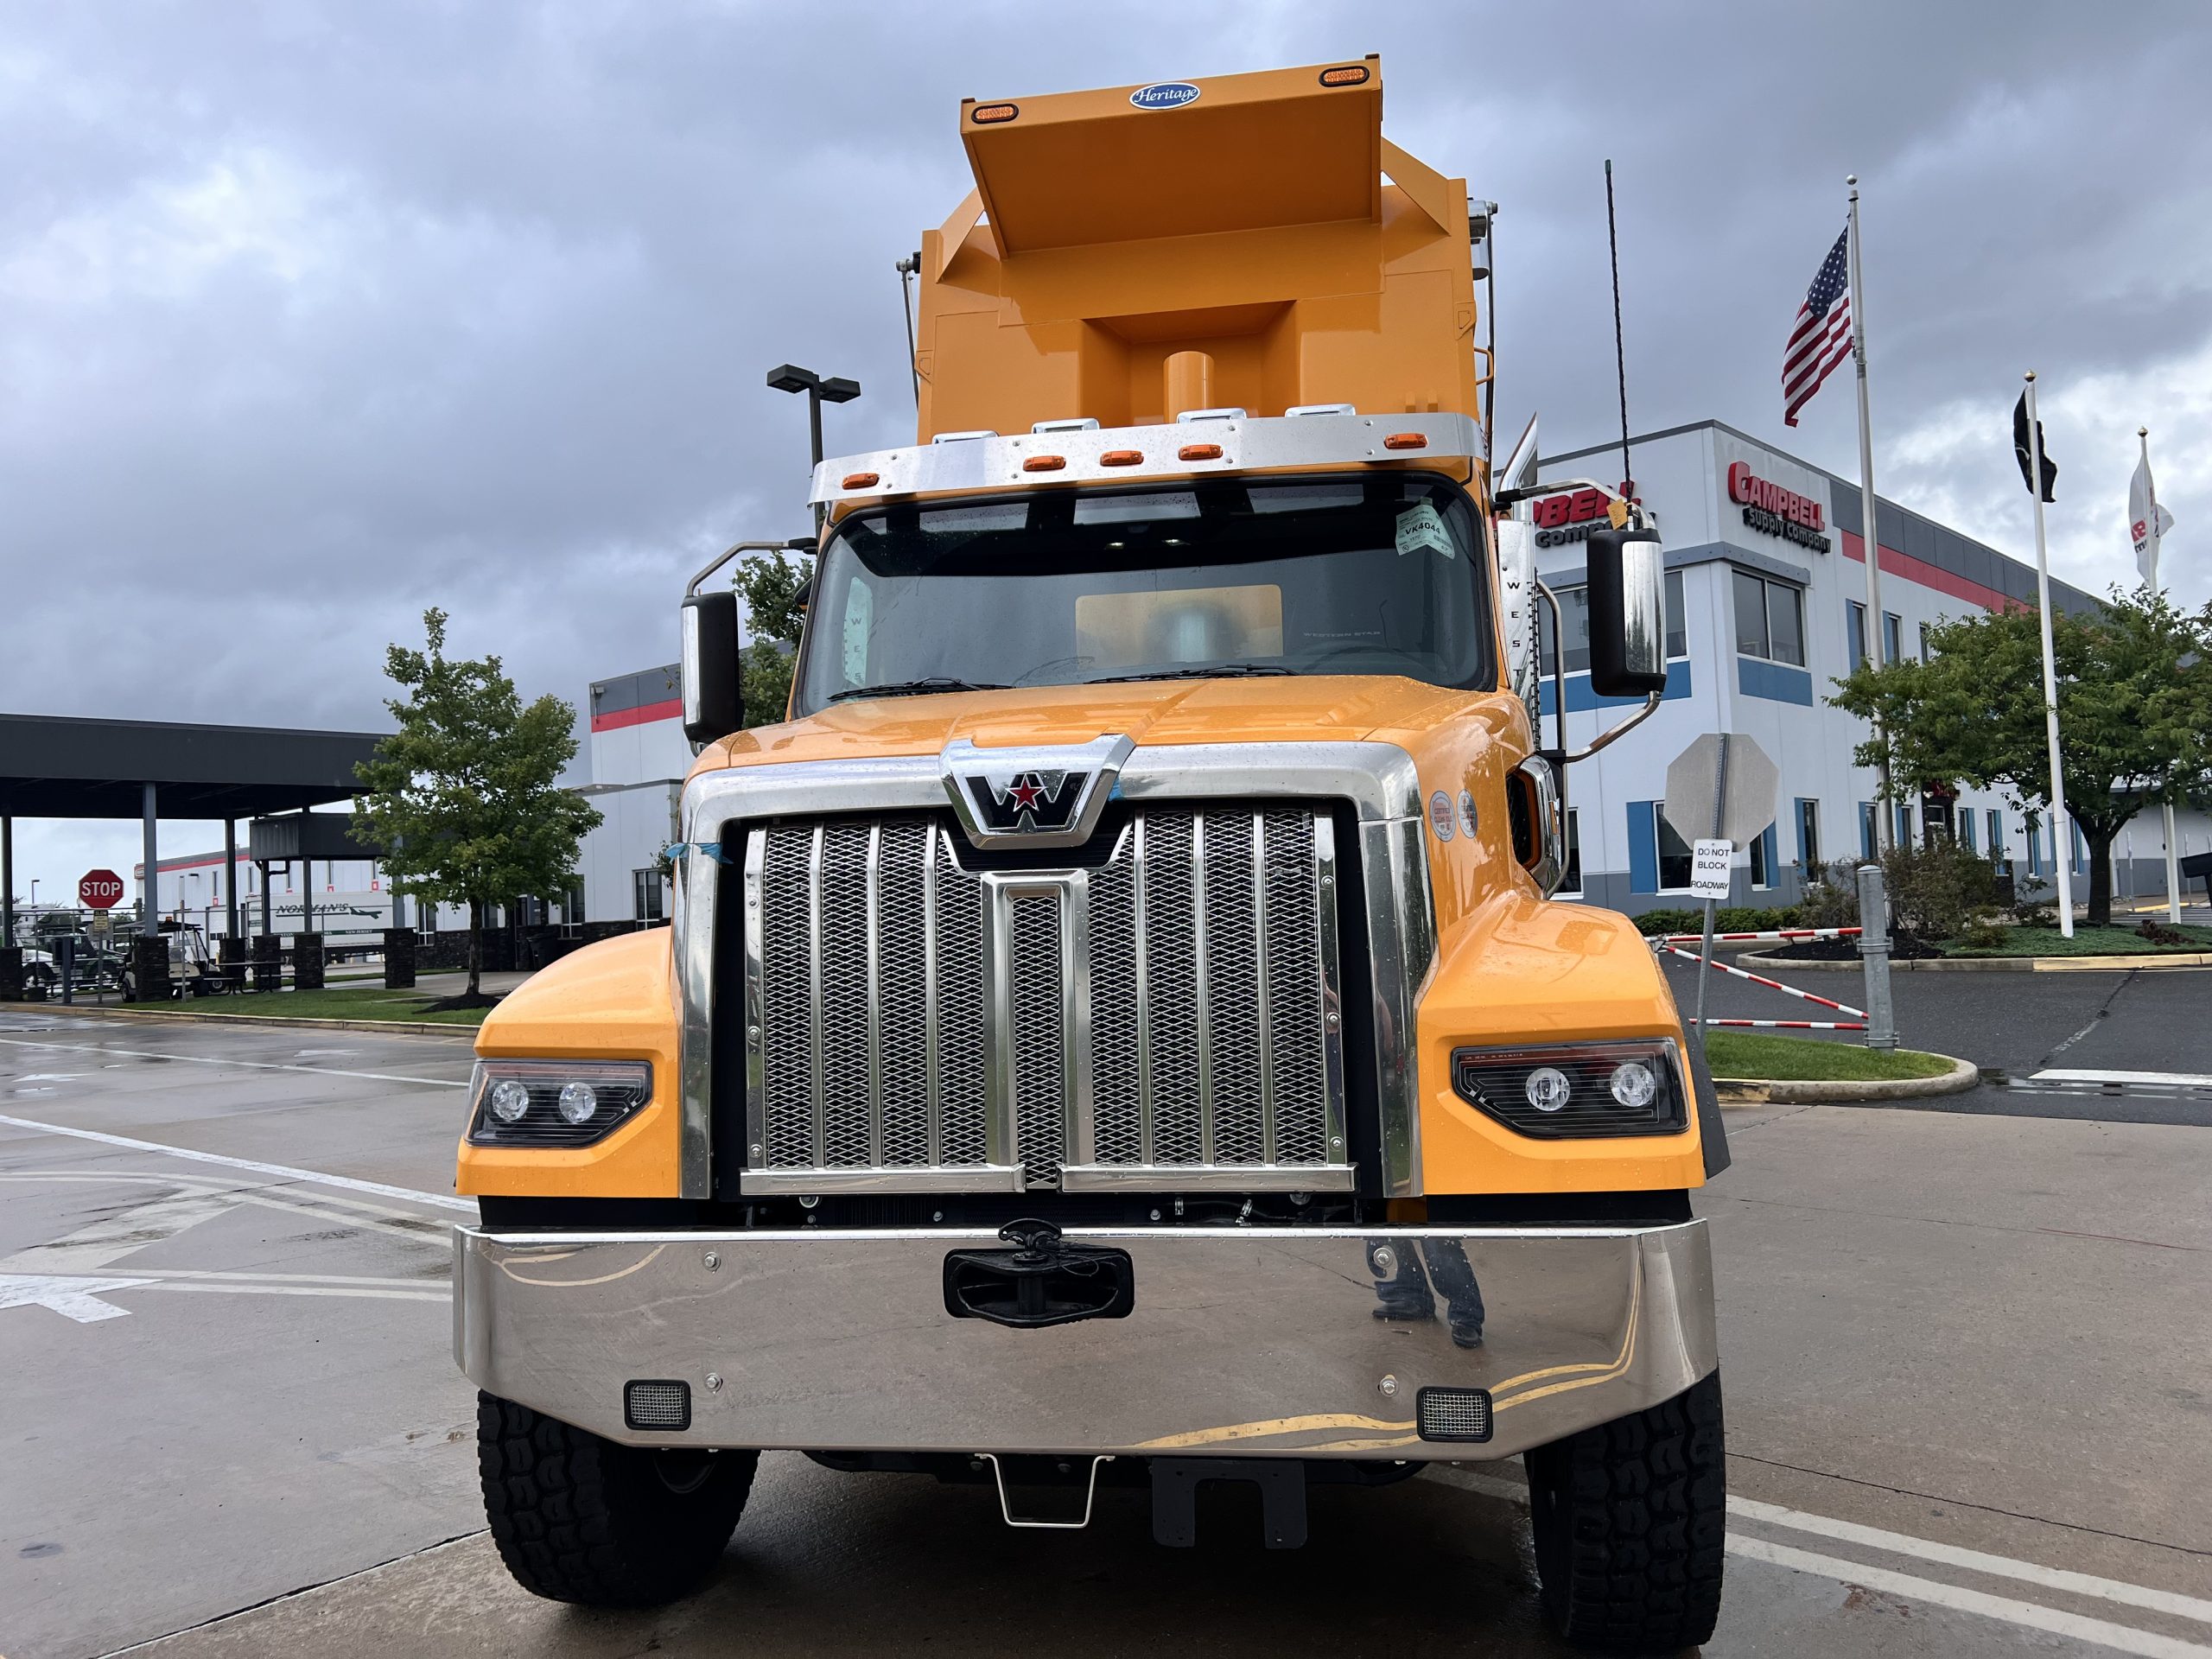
top-left (969, 768), bottom-right (1085, 834)
top-left (941, 735), bottom-right (1135, 849)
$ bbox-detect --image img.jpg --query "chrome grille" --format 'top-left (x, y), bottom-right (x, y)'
top-left (741, 805), bottom-right (1346, 1193)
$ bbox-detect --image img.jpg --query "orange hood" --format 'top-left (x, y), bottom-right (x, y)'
top-left (696, 676), bottom-right (1484, 775)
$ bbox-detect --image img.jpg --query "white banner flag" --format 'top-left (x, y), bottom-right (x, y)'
top-left (2128, 450), bottom-right (2175, 587)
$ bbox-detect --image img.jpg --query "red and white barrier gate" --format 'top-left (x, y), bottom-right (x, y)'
top-left (1651, 938), bottom-right (1870, 1033)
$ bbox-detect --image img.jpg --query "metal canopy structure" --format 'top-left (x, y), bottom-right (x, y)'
top-left (0, 714), bottom-right (384, 820)
top-left (1, 713), bottom-right (387, 944)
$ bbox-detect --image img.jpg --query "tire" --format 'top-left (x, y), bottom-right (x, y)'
top-left (1526, 1370), bottom-right (1726, 1653)
top-left (476, 1390), bottom-right (757, 1606)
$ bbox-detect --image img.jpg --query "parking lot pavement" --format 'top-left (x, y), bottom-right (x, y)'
top-left (1658, 950), bottom-right (2212, 1124)
top-left (5, 1009), bottom-right (2210, 1657)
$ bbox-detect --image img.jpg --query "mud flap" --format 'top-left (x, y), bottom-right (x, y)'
top-left (1686, 1033), bottom-right (1732, 1177)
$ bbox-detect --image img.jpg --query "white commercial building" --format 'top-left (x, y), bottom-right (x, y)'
top-left (1532, 419), bottom-right (2208, 913)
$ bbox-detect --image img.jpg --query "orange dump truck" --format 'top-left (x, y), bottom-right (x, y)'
top-left (454, 59), bottom-right (1727, 1650)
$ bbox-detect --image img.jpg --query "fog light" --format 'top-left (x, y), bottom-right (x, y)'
top-left (557, 1080), bottom-right (598, 1125)
top-left (1524, 1066), bottom-right (1572, 1113)
top-left (624, 1378), bottom-right (691, 1432)
top-left (489, 1078), bottom-right (531, 1123)
top-left (1608, 1060), bottom-right (1657, 1109)
top-left (1416, 1386), bottom-right (1493, 1443)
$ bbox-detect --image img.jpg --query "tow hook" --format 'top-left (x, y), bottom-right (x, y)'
top-left (942, 1218), bottom-right (1135, 1328)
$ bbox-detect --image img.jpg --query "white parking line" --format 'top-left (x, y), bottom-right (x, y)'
top-left (1730, 1536), bottom-right (2212, 1659)
top-left (1427, 1468), bottom-right (2210, 1653)
top-left (0, 1034), bottom-right (470, 1089)
top-left (2035, 1067), bottom-right (2212, 1089)
top-left (0, 1113), bottom-right (474, 1212)
top-left (1730, 1494), bottom-right (2212, 1626)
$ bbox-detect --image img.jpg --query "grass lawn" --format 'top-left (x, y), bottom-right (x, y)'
top-left (1939, 922), bottom-right (2212, 958)
top-left (124, 985), bottom-right (493, 1027)
top-left (1705, 1030), bottom-right (1955, 1083)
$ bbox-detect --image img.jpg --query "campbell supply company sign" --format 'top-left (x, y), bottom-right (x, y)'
top-left (1529, 487), bottom-right (1622, 548)
top-left (1727, 461), bottom-right (1831, 553)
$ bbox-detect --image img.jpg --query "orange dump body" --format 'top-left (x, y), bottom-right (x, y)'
top-left (917, 57), bottom-right (1484, 440)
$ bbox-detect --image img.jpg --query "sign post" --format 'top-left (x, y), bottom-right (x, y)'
top-left (1665, 734), bottom-right (1780, 1041)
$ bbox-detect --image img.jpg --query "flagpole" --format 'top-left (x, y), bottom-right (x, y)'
top-left (1847, 176), bottom-right (1894, 853)
top-left (2145, 425), bottom-right (2183, 923)
top-left (2025, 371), bottom-right (2074, 938)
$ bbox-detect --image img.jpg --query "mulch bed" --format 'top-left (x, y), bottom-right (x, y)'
top-left (1764, 933), bottom-right (1943, 962)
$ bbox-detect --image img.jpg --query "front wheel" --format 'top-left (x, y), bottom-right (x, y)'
top-left (477, 1391), bottom-right (757, 1606)
top-left (1526, 1370), bottom-right (1726, 1652)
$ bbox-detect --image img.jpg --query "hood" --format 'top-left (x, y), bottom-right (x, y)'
top-left (700, 676), bottom-right (1479, 772)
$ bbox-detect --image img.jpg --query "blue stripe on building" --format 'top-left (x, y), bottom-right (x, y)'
top-left (1736, 657), bottom-right (1814, 706)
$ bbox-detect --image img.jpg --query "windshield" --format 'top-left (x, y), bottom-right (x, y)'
top-left (793, 476), bottom-right (1495, 713)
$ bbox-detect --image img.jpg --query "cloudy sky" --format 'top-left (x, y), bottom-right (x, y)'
top-left (5, 1), bottom-right (2209, 892)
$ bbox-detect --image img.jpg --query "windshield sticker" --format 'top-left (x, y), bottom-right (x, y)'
top-left (1428, 790), bottom-right (1456, 842)
top-left (1072, 491), bottom-right (1198, 524)
top-left (1395, 499), bottom-right (1453, 559)
top-left (842, 581), bottom-right (873, 686)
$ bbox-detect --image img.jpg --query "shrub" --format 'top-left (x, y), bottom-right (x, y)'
top-left (1880, 840), bottom-right (2001, 940)
top-left (1958, 910), bottom-right (2010, 950)
top-left (2136, 918), bottom-right (2188, 945)
top-left (1634, 904), bottom-right (1802, 938)
top-left (1796, 860), bottom-right (1863, 928)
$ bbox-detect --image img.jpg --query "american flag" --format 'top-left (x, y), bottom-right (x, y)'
top-left (1783, 228), bottom-right (1853, 428)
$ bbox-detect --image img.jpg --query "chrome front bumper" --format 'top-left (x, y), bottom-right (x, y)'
top-left (453, 1218), bottom-right (1714, 1462)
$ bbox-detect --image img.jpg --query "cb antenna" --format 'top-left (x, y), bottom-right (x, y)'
top-left (895, 251), bottom-right (921, 410)
top-left (1604, 159), bottom-right (1632, 501)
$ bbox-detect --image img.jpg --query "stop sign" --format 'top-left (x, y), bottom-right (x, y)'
top-left (79, 868), bottom-right (126, 911)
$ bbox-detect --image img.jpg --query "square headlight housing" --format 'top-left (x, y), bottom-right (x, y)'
top-left (466, 1058), bottom-right (653, 1147)
top-left (1451, 1040), bottom-right (1688, 1140)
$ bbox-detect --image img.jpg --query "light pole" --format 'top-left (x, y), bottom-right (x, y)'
top-left (766, 364), bottom-right (861, 530)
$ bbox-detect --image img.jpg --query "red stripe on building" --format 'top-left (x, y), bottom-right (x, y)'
top-left (590, 697), bottom-right (683, 733)
top-left (1839, 531), bottom-right (2025, 615)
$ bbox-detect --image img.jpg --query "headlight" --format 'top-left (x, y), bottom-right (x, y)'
top-left (1451, 1041), bottom-right (1688, 1139)
top-left (467, 1059), bottom-right (653, 1147)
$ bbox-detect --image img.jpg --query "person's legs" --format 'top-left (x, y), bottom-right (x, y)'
top-left (1365, 1238), bottom-right (1435, 1320)
top-left (1420, 1239), bottom-right (1486, 1348)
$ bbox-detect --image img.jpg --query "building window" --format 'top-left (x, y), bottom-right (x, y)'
top-left (1918, 621), bottom-right (1934, 662)
top-left (1847, 600), bottom-right (1867, 673)
top-left (1859, 802), bottom-right (1878, 861)
top-left (1654, 804), bottom-right (1694, 892)
top-left (1537, 584), bottom-right (1592, 675)
top-left (1986, 810), bottom-right (2004, 857)
top-left (1884, 612), bottom-right (1903, 665)
top-left (1796, 798), bottom-right (1821, 873)
top-left (1559, 808), bottom-right (1583, 897)
top-left (1960, 810), bottom-right (1976, 852)
top-left (1732, 569), bottom-right (1805, 666)
top-left (632, 868), bottom-right (665, 923)
top-left (1895, 802), bottom-right (1915, 849)
top-left (1750, 823), bottom-right (1777, 890)
top-left (1539, 570), bottom-right (1688, 676)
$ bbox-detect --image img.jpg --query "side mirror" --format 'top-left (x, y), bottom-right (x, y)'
top-left (1586, 527), bottom-right (1668, 696)
top-left (681, 591), bottom-right (743, 746)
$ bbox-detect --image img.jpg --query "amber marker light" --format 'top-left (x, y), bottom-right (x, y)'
top-left (1319, 64), bottom-right (1370, 86)
top-left (1177, 442), bottom-right (1223, 461)
top-left (970, 103), bottom-right (1019, 124)
top-left (1022, 454), bottom-right (1066, 472)
top-left (841, 472), bottom-right (880, 490)
top-left (1382, 432), bottom-right (1428, 450)
top-left (1098, 449), bottom-right (1144, 467)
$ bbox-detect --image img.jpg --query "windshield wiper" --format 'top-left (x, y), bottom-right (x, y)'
top-left (1088, 664), bottom-right (1300, 684)
top-left (826, 677), bottom-right (1012, 703)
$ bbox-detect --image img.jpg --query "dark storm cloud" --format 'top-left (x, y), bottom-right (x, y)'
top-left (4, 1), bottom-right (2210, 884)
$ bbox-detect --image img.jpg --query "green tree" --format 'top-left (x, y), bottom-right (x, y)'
top-left (733, 550), bottom-right (809, 727)
top-left (1829, 588), bottom-right (2212, 925)
top-left (353, 609), bottom-right (602, 1001)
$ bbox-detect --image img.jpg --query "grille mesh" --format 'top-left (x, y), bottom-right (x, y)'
top-left (1008, 893), bottom-right (1065, 1186)
top-left (746, 804), bottom-right (1340, 1185)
